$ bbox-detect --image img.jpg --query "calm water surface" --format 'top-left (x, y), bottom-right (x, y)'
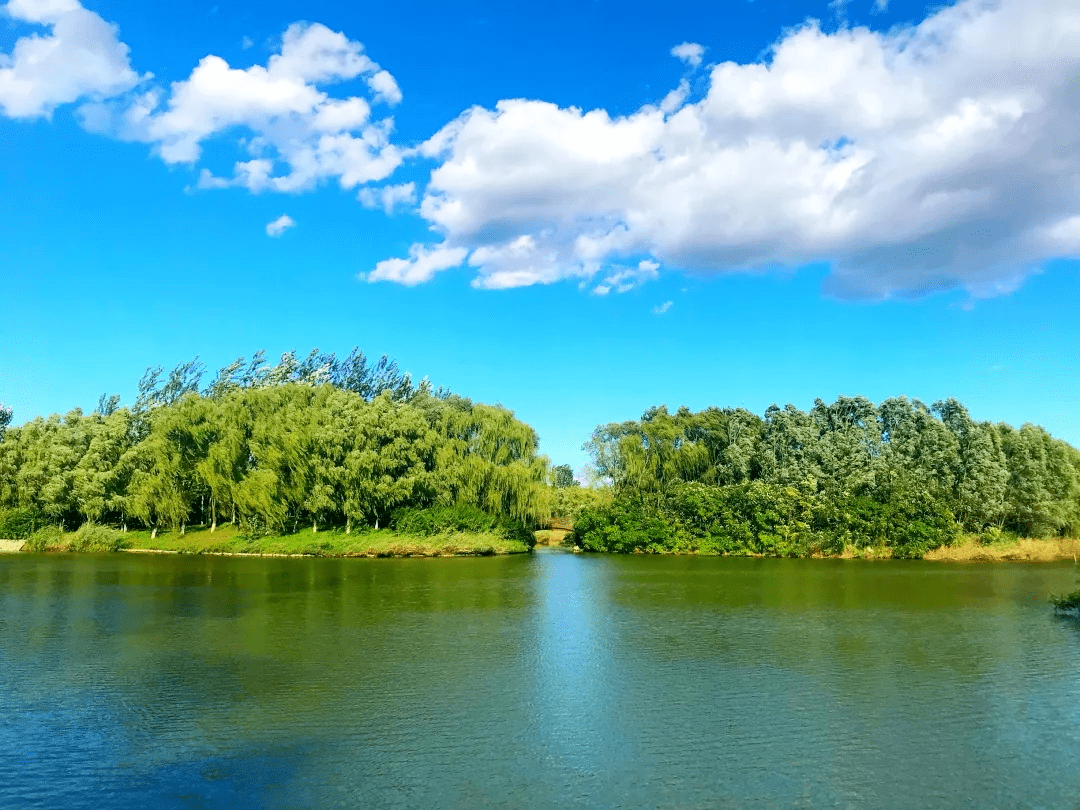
top-left (1, 550), bottom-right (1078, 808)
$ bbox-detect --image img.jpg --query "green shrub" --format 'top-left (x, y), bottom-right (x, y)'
top-left (1050, 588), bottom-right (1080, 614)
top-left (978, 526), bottom-right (1019, 545)
top-left (571, 498), bottom-right (684, 553)
top-left (572, 482), bottom-right (958, 558)
top-left (24, 525), bottom-right (62, 552)
top-left (69, 523), bottom-right (125, 553)
top-left (391, 505), bottom-right (535, 547)
top-left (0, 507), bottom-right (47, 539)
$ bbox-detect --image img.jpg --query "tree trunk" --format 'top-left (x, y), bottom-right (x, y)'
top-left (312, 519), bottom-right (317, 534)
top-left (346, 515), bottom-right (352, 535)
top-left (151, 525), bottom-right (158, 540)
top-left (180, 520), bottom-right (186, 536)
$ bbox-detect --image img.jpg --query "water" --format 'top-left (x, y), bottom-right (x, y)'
top-left (1, 550), bottom-right (1078, 808)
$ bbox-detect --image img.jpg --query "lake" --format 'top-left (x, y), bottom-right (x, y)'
top-left (1, 549), bottom-right (1078, 808)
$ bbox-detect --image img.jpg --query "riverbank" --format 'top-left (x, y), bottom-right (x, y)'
top-left (4, 528), bottom-right (1077, 561)
top-left (924, 535), bottom-right (1080, 562)
top-left (2, 524), bottom-right (531, 557)
top-left (570, 533), bottom-right (1080, 561)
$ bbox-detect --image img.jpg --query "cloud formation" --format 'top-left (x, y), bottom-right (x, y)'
top-left (653, 301), bottom-right (673, 315)
top-left (367, 243), bottom-right (469, 286)
top-left (81, 22), bottom-right (402, 193)
top-left (4, 0), bottom-right (1079, 302)
top-left (358, 181), bottom-right (416, 214)
top-left (265, 214), bottom-right (295, 237)
top-left (378, 0), bottom-right (1080, 299)
top-left (0, 0), bottom-right (142, 118)
top-left (670, 42), bottom-right (704, 68)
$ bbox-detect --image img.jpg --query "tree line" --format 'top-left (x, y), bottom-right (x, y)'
top-left (0, 349), bottom-right (550, 539)
top-left (572, 397), bottom-right (1080, 557)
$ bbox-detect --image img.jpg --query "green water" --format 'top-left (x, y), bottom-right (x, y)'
top-left (1, 550), bottom-right (1078, 808)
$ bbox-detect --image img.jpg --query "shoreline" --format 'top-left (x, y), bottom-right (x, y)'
top-left (3, 532), bottom-right (1078, 562)
top-left (573, 535), bottom-right (1080, 562)
top-left (119, 547), bottom-right (522, 558)
top-left (0, 524), bottom-right (532, 558)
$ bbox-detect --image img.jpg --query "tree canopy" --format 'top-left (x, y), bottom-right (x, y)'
top-left (0, 350), bottom-right (550, 538)
top-left (574, 397), bottom-right (1080, 556)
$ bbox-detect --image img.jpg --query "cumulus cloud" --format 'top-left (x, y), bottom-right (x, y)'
top-left (366, 243), bottom-right (468, 285)
top-left (82, 22), bottom-right (402, 193)
top-left (0, 0), bottom-right (142, 118)
top-left (265, 214), bottom-right (295, 237)
top-left (372, 0), bottom-right (1080, 299)
top-left (653, 301), bottom-right (673, 315)
top-left (358, 181), bottom-right (416, 214)
top-left (670, 42), bottom-right (704, 68)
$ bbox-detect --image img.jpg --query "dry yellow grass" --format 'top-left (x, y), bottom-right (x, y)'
top-left (534, 529), bottom-right (570, 546)
top-left (925, 535), bottom-right (1080, 562)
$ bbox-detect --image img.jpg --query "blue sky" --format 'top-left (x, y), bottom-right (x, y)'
top-left (1, 0), bottom-right (1078, 473)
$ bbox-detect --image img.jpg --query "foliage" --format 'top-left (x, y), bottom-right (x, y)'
top-left (68, 523), bottom-right (126, 553)
top-left (0, 348), bottom-right (549, 546)
top-left (391, 505), bottom-right (536, 547)
top-left (0, 506), bottom-right (47, 539)
top-left (548, 485), bottom-right (613, 522)
top-left (1049, 589), bottom-right (1080, 614)
top-left (1050, 564), bottom-right (1080, 615)
top-left (576, 395), bottom-right (1074, 557)
top-left (24, 525), bottom-right (62, 552)
top-left (551, 464), bottom-right (576, 488)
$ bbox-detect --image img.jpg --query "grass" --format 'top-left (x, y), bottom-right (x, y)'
top-left (8, 524), bottom-right (1079, 562)
top-left (19, 523), bottom-right (531, 557)
top-left (534, 529), bottom-right (571, 547)
top-left (924, 534), bottom-right (1080, 562)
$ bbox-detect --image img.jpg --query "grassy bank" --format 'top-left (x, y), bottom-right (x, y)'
top-left (924, 535), bottom-right (1080, 562)
top-left (8, 523), bottom-right (531, 557)
top-left (566, 531), bottom-right (1079, 561)
top-left (534, 529), bottom-right (571, 547)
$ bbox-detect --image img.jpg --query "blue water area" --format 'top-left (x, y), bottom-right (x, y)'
top-left (1, 551), bottom-right (1078, 808)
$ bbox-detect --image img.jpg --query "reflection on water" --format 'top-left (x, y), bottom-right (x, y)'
top-left (0, 551), bottom-right (1078, 808)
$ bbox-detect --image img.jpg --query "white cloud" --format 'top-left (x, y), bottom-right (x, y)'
top-left (83, 22), bottom-right (402, 193)
top-left (374, 0), bottom-right (1080, 299)
top-left (592, 260), bottom-right (660, 295)
top-left (265, 214), bottom-right (295, 237)
top-left (872, 0), bottom-right (890, 12)
top-left (6, 0), bottom-right (79, 24)
top-left (670, 42), bottom-right (704, 68)
top-left (358, 181), bottom-right (416, 214)
top-left (0, 0), bottom-right (142, 118)
top-left (366, 243), bottom-right (468, 285)
top-left (653, 300), bottom-right (673, 315)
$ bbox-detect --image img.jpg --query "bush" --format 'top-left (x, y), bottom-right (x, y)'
top-left (0, 507), bottom-right (48, 539)
top-left (548, 486), bottom-right (614, 522)
top-left (69, 523), bottom-right (125, 553)
top-left (24, 525), bottom-right (62, 552)
top-left (571, 498), bottom-right (679, 553)
top-left (1050, 585), bottom-right (1080, 615)
top-left (572, 482), bottom-right (959, 558)
top-left (978, 526), bottom-right (1019, 545)
top-left (391, 505), bottom-right (535, 547)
